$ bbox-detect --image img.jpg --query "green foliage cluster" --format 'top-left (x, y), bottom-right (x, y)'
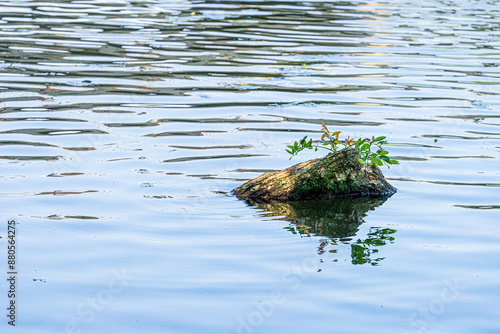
top-left (285, 123), bottom-right (399, 169)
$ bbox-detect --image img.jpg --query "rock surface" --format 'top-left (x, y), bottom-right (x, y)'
top-left (232, 147), bottom-right (396, 203)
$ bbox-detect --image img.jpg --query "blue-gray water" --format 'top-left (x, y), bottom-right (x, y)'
top-left (0, 0), bottom-right (499, 333)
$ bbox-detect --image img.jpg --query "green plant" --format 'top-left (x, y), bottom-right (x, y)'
top-left (285, 123), bottom-right (399, 168)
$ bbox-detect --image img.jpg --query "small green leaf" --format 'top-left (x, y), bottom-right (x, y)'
top-left (388, 160), bottom-right (399, 165)
top-left (372, 157), bottom-right (383, 166)
top-left (374, 136), bottom-right (386, 142)
top-left (378, 150), bottom-right (389, 156)
top-left (361, 143), bottom-right (370, 151)
top-left (355, 138), bottom-right (362, 149)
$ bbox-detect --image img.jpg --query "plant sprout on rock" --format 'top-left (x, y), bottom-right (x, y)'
top-left (286, 123), bottom-right (399, 169)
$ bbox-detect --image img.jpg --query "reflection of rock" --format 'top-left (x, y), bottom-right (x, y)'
top-left (233, 148), bottom-right (396, 203)
top-left (257, 197), bottom-right (386, 239)
top-left (256, 197), bottom-right (396, 265)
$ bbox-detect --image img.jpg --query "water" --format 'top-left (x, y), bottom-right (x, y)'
top-left (0, 0), bottom-right (499, 333)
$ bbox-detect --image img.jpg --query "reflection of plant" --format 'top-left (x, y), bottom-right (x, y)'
top-left (351, 228), bottom-right (396, 266)
top-left (285, 123), bottom-right (399, 169)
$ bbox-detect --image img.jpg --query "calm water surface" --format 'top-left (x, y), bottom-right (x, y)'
top-left (0, 0), bottom-right (499, 333)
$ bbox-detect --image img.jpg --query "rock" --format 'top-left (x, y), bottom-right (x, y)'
top-left (232, 147), bottom-right (396, 203)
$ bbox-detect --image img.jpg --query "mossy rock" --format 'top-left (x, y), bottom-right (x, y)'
top-left (232, 147), bottom-right (396, 203)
